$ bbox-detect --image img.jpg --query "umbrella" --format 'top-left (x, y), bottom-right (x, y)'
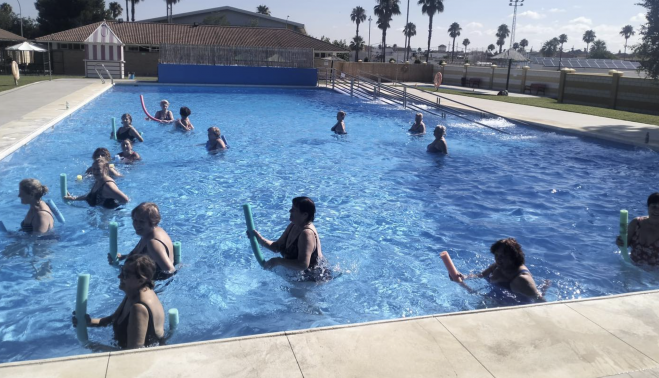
top-left (491, 49), bottom-right (529, 91)
top-left (5, 41), bottom-right (47, 52)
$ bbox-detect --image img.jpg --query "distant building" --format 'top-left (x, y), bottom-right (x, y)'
top-left (438, 45), bottom-right (447, 53)
top-left (0, 28), bottom-right (27, 71)
top-left (140, 6), bottom-right (306, 35)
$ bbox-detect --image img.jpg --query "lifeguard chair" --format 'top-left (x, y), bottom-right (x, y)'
top-left (83, 22), bottom-right (124, 79)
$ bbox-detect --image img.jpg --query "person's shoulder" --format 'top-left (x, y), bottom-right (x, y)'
top-left (129, 302), bottom-right (149, 318)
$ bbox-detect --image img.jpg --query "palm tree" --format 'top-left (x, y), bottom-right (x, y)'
top-left (495, 24), bottom-right (510, 53)
top-left (350, 6), bottom-right (367, 61)
top-left (130, 0), bottom-right (141, 22)
top-left (108, 2), bottom-right (123, 20)
top-left (393, 43), bottom-right (398, 61)
top-left (256, 5), bottom-right (271, 16)
top-left (125, 0), bottom-right (129, 21)
top-left (487, 44), bottom-right (496, 55)
top-left (540, 38), bottom-right (560, 57)
top-left (513, 42), bottom-right (520, 50)
top-left (403, 22), bottom-right (416, 61)
top-left (619, 25), bottom-right (635, 57)
top-left (165, 0), bottom-right (180, 23)
top-left (447, 22), bottom-right (461, 62)
top-left (582, 30), bottom-right (596, 53)
top-left (374, 0), bottom-right (401, 62)
top-left (350, 35), bottom-right (365, 60)
top-left (462, 38), bottom-right (470, 55)
top-left (519, 38), bottom-right (528, 51)
top-left (418, 0), bottom-right (444, 62)
top-left (558, 34), bottom-right (568, 69)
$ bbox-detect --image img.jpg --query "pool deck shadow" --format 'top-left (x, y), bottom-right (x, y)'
top-left (3, 290), bottom-right (659, 378)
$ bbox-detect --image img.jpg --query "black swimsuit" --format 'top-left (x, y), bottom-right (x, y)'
top-left (86, 180), bottom-right (121, 209)
top-left (116, 127), bottom-right (135, 142)
top-left (21, 208), bottom-right (54, 233)
top-left (155, 110), bottom-right (173, 121)
top-left (112, 298), bottom-right (164, 349)
top-left (280, 225), bottom-right (332, 282)
top-left (139, 238), bottom-right (175, 280)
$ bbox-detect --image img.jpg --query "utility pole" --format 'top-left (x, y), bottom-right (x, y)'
top-left (509, 0), bottom-right (524, 49)
top-left (368, 16), bottom-right (372, 61)
top-left (16, 0), bottom-right (23, 37)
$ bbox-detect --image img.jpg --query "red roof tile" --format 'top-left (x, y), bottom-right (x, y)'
top-left (0, 28), bottom-right (26, 42)
top-left (36, 21), bottom-right (347, 52)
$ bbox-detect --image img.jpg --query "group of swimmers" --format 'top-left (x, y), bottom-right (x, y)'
top-left (8, 99), bottom-right (659, 349)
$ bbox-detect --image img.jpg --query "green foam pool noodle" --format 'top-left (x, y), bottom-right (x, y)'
top-left (60, 173), bottom-right (67, 199)
top-left (168, 308), bottom-right (179, 331)
top-left (243, 204), bottom-right (265, 266)
top-left (173, 241), bottom-right (181, 265)
top-left (75, 274), bottom-right (90, 343)
top-left (620, 210), bottom-right (630, 262)
top-left (109, 222), bottom-right (118, 265)
top-left (111, 118), bottom-right (117, 140)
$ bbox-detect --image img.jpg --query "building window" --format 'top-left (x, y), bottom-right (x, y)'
top-left (127, 46), bottom-right (139, 52)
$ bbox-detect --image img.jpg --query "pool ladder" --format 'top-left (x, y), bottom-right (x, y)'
top-left (94, 64), bottom-right (114, 85)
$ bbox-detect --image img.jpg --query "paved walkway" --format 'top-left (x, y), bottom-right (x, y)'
top-left (3, 290), bottom-right (659, 378)
top-left (392, 83), bottom-right (659, 150)
top-left (0, 79), bottom-right (111, 160)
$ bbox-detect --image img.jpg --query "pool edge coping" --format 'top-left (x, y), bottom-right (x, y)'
top-left (2, 287), bottom-right (658, 368)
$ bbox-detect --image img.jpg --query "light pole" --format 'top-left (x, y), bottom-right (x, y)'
top-left (508, 0), bottom-right (524, 49)
top-left (15, 0), bottom-right (23, 37)
top-left (368, 16), bottom-right (372, 61)
top-left (285, 15), bottom-right (289, 30)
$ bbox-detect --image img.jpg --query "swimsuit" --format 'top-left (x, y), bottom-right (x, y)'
top-left (280, 226), bottom-right (332, 282)
top-left (118, 151), bottom-right (139, 162)
top-left (20, 207), bottom-right (54, 233)
top-left (630, 217), bottom-right (659, 265)
top-left (138, 238), bottom-right (175, 280)
top-left (489, 268), bottom-right (532, 291)
top-left (86, 180), bottom-right (121, 209)
top-left (116, 127), bottom-right (135, 142)
top-left (112, 298), bottom-right (164, 349)
top-left (154, 110), bottom-right (173, 121)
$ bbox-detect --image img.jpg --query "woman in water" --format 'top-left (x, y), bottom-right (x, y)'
top-left (248, 197), bottom-right (331, 281)
top-left (205, 127), bottom-right (227, 151)
top-left (111, 202), bottom-right (176, 279)
top-left (408, 113), bottom-right (426, 134)
top-left (18, 178), bottom-right (54, 234)
top-left (147, 100), bottom-right (175, 124)
top-left (65, 158), bottom-right (129, 209)
top-left (85, 148), bottom-right (122, 177)
top-left (427, 125), bottom-right (448, 154)
top-left (617, 193), bottom-right (659, 265)
top-left (72, 255), bottom-right (165, 349)
top-left (451, 238), bottom-right (545, 302)
top-left (117, 139), bottom-right (141, 163)
top-left (175, 107), bottom-right (194, 131)
top-left (331, 111), bottom-right (347, 134)
top-left (114, 114), bottom-right (144, 143)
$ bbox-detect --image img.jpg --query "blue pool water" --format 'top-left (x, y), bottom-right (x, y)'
top-left (1, 86), bottom-right (658, 363)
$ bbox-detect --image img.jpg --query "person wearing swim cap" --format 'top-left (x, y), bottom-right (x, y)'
top-left (427, 125), bottom-right (448, 154)
top-left (86, 148), bottom-right (122, 177)
top-left (18, 178), bottom-right (55, 234)
top-left (175, 107), bottom-right (194, 131)
top-left (409, 113), bottom-right (426, 134)
top-left (114, 114), bottom-right (144, 143)
top-left (331, 111), bottom-right (347, 134)
top-left (205, 127), bottom-right (227, 151)
top-left (117, 139), bottom-right (141, 163)
top-left (247, 197), bottom-right (331, 281)
top-left (147, 100), bottom-right (175, 124)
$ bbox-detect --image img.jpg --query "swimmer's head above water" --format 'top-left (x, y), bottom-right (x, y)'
top-left (490, 238), bottom-right (525, 269)
top-left (121, 113), bottom-right (132, 126)
top-left (179, 106), bottom-right (191, 118)
top-left (121, 139), bottom-right (133, 153)
top-left (290, 196), bottom-right (316, 225)
top-left (92, 147), bottom-right (112, 161)
top-left (336, 111), bottom-right (346, 121)
top-left (415, 112), bottom-right (423, 123)
top-left (434, 125), bottom-right (446, 138)
top-left (19, 178), bottom-right (48, 204)
top-left (208, 126), bottom-right (221, 139)
top-left (160, 99), bottom-right (169, 111)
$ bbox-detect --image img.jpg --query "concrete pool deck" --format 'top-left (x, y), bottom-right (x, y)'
top-left (3, 290), bottom-right (659, 378)
top-left (1, 80), bottom-right (659, 377)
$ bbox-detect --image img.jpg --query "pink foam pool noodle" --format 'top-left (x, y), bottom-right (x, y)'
top-left (440, 251), bottom-right (462, 283)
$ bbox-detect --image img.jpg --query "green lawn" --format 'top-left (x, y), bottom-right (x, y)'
top-left (417, 86), bottom-right (659, 126)
top-left (0, 75), bottom-right (158, 93)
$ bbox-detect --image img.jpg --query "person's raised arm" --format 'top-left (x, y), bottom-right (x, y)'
top-left (130, 127), bottom-right (144, 143)
top-left (126, 303), bottom-right (150, 349)
top-left (103, 182), bottom-right (130, 204)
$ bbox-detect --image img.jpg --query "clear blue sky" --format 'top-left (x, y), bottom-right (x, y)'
top-left (16, 0), bottom-right (647, 52)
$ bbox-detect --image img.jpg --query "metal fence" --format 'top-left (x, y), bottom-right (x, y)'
top-left (159, 44), bottom-right (314, 69)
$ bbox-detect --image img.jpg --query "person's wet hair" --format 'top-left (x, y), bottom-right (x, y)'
top-left (337, 111), bottom-right (346, 118)
top-left (20, 178), bottom-right (49, 200)
top-left (121, 113), bottom-right (132, 124)
top-left (648, 193), bottom-right (659, 207)
top-left (490, 238), bottom-right (525, 267)
top-left (208, 126), bottom-right (221, 137)
top-left (92, 147), bottom-right (111, 161)
top-left (131, 202), bottom-right (161, 227)
top-left (292, 197), bottom-right (316, 223)
top-left (180, 107), bottom-right (191, 117)
top-left (123, 254), bottom-right (156, 289)
top-left (434, 125), bottom-right (446, 136)
top-left (415, 113), bottom-right (423, 120)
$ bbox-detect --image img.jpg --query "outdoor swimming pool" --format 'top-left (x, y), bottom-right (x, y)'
top-left (0, 85), bottom-right (658, 363)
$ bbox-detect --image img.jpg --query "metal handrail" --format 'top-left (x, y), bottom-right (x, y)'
top-left (94, 65), bottom-right (105, 84)
top-left (101, 64), bottom-right (114, 85)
